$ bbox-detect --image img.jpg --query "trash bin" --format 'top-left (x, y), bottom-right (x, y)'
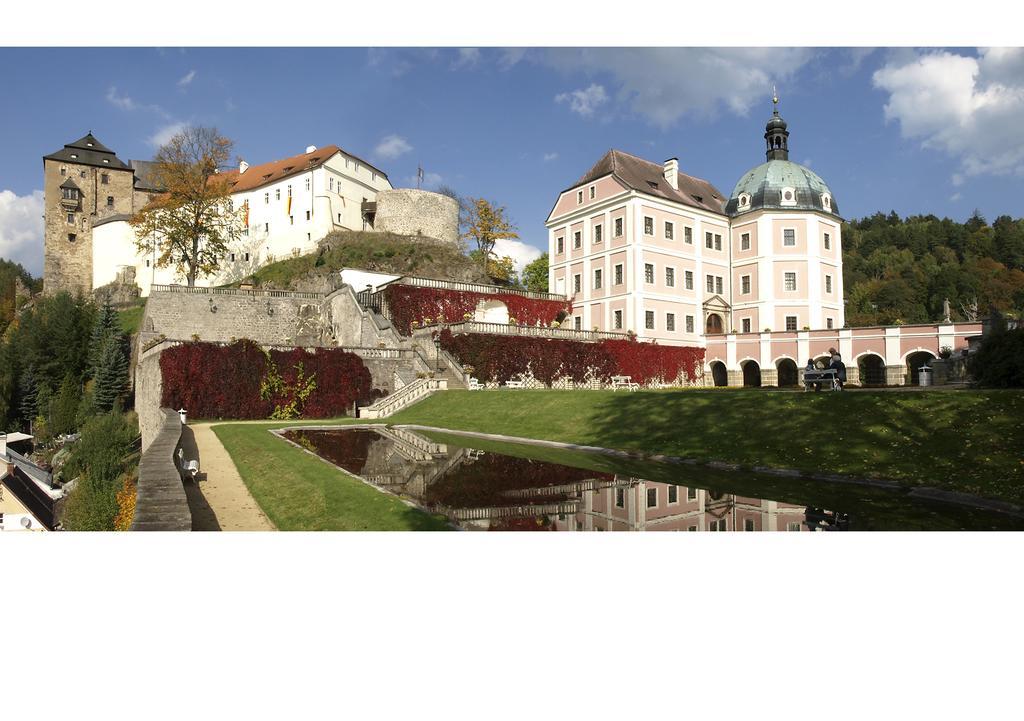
top-left (918, 366), bottom-right (933, 387)
top-left (178, 407), bottom-right (188, 425)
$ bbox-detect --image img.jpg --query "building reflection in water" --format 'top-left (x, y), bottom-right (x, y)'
top-left (283, 427), bottom-right (850, 532)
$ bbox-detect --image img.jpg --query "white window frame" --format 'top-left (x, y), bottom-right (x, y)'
top-left (685, 315), bottom-right (694, 334)
top-left (645, 310), bottom-right (655, 330)
top-left (644, 216), bottom-right (654, 236)
top-left (644, 263), bottom-right (655, 284)
top-left (615, 487), bottom-right (625, 508)
top-left (714, 234), bottom-right (722, 251)
top-left (614, 217), bottom-right (623, 237)
top-left (741, 232), bottom-right (750, 251)
top-left (705, 231), bottom-right (713, 249)
top-left (573, 274), bottom-right (582, 294)
top-left (684, 270), bottom-right (693, 290)
top-left (614, 263), bottom-right (624, 285)
top-left (823, 232), bottom-right (831, 251)
top-left (706, 274), bottom-right (714, 293)
top-left (573, 230), bottom-right (582, 249)
top-left (784, 272), bottom-right (797, 292)
top-left (825, 275), bottom-right (833, 294)
top-left (667, 485), bottom-right (679, 505)
top-left (613, 309), bottom-right (623, 329)
top-left (741, 275), bottom-right (751, 295)
top-left (742, 318), bottom-right (751, 333)
top-left (666, 313), bottom-right (675, 332)
top-left (664, 221), bottom-right (674, 240)
top-left (556, 236), bottom-right (564, 255)
top-left (665, 267), bottom-right (675, 287)
top-left (593, 268), bottom-right (602, 290)
top-left (780, 186), bottom-right (797, 206)
top-left (826, 318), bottom-right (834, 329)
top-left (786, 315), bottom-right (798, 331)
top-left (687, 486), bottom-right (697, 501)
top-left (589, 185), bottom-right (596, 200)
top-left (577, 190), bottom-right (583, 205)
top-left (646, 486), bottom-right (658, 509)
top-left (783, 228), bottom-right (797, 247)
top-left (593, 224), bottom-right (602, 244)
top-left (684, 226), bottom-right (693, 244)
top-left (744, 518), bottom-right (755, 531)
top-left (574, 316), bottom-right (582, 330)
top-left (715, 276), bottom-right (723, 295)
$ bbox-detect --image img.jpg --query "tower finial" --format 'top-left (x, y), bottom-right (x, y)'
top-left (772, 85), bottom-right (779, 110)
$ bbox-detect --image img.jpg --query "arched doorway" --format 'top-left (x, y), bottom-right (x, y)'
top-left (741, 360), bottom-right (761, 387)
top-left (906, 351), bottom-right (936, 386)
top-left (710, 361), bottom-right (727, 387)
top-left (706, 313), bottom-right (724, 334)
top-left (776, 358), bottom-right (798, 387)
top-left (474, 299), bottom-right (509, 324)
top-left (858, 354), bottom-right (886, 387)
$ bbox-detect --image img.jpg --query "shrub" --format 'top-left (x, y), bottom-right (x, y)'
top-left (438, 329), bottom-right (704, 386)
top-left (384, 284), bottom-right (572, 335)
top-left (61, 411), bottom-right (139, 531)
top-left (970, 326), bottom-right (1024, 387)
top-left (160, 340), bottom-right (373, 419)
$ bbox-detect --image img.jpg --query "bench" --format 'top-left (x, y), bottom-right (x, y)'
top-left (611, 375), bottom-right (640, 392)
top-left (504, 380), bottom-right (525, 389)
top-left (804, 368), bottom-right (841, 392)
top-left (468, 377), bottom-right (484, 391)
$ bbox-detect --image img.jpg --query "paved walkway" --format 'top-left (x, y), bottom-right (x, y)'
top-left (181, 423), bottom-right (276, 531)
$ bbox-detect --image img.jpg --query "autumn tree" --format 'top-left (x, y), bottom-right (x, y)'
top-left (129, 126), bottom-right (244, 286)
top-left (461, 198), bottom-right (519, 275)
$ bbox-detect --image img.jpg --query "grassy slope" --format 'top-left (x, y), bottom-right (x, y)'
top-left (117, 301), bottom-right (146, 335)
top-left (241, 231), bottom-right (488, 290)
top-left (389, 389), bottom-right (1024, 504)
top-left (211, 421), bottom-right (450, 530)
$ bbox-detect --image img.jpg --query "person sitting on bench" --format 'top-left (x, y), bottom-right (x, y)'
top-left (805, 358), bottom-right (821, 392)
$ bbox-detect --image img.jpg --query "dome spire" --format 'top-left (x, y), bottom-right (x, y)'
top-left (764, 86), bottom-right (790, 162)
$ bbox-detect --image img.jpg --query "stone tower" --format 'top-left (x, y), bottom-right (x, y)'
top-left (42, 133), bottom-right (137, 296)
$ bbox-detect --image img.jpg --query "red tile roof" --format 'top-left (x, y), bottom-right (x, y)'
top-left (222, 145), bottom-right (389, 193)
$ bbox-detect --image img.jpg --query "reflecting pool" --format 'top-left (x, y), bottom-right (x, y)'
top-left (281, 427), bottom-right (1024, 531)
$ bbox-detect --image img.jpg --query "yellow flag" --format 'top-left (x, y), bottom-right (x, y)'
top-left (286, 196), bottom-right (292, 215)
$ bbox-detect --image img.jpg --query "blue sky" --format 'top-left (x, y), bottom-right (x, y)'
top-left (2, 46), bottom-right (1023, 276)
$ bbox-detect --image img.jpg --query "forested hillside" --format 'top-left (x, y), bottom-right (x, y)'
top-left (841, 211), bottom-right (1024, 326)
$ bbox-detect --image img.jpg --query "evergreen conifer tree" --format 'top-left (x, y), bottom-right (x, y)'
top-left (18, 364), bottom-right (38, 425)
top-left (93, 336), bottom-right (128, 412)
top-left (50, 374), bottom-right (81, 437)
top-left (88, 296), bottom-right (120, 378)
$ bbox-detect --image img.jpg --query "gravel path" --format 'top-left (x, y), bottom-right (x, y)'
top-left (181, 423), bottom-right (276, 531)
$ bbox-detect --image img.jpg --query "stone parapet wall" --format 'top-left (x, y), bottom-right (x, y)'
top-left (374, 189), bottom-right (460, 245)
top-left (141, 286), bottom-right (331, 347)
top-left (131, 407), bottom-right (191, 531)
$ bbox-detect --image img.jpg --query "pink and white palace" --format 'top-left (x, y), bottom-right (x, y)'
top-left (546, 100), bottom-right (980, 387)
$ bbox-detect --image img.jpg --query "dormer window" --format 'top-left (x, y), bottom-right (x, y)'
top-left (589, 185), bottom-right (596, 199)
top-left (821, 193), bottom-right (832, 211)
top-left (780, 187), bottom-right (796, 206)
top-left (103, 159), bottom-right (109, 164)
top-left (577, 190), bottom-right (583, 204)
top-left (70, 153), bottom-right (78, 159)
top-left (86, 141), bottom-right (93, 147)
top-left (737, 193), bottom-right (751, 210)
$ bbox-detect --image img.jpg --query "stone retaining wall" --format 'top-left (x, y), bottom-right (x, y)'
top-left (131, 407), bottom-right (191, 531)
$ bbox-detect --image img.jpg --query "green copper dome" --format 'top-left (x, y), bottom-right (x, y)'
top-left (725, 159), bottom-right (839, 218)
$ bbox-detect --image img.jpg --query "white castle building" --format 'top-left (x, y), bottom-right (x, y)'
top-left (43, 135), bottom-right (458, 297)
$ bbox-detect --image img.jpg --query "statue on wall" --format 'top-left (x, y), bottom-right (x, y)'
top-left (943, 298), bottom-right (951, 323)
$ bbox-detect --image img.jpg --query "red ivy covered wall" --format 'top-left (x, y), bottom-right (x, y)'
top-left (160, 340), bottom-right (373, 419)
top-left (439, 330), bottom-right (704, 386)
top-left (384, 284), bottom-right (572, 335)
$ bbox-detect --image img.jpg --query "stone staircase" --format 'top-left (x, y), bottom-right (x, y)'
top-left (359, 377), bottom-right (448, 419)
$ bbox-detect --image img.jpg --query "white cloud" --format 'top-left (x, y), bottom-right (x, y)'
top-left (873, 47), bottom-right (1024, 181)
top-left (451, 48), bottom-right (480, 70)
top-left (147, 122), bottom-right (187, 148)
top-left (555, 83), bottom-right (609, 117)
top-left (542, 152), bottom-right (559, 162)
top-left (543, 48), bottom-right (815, 128)
top-left (106, 86), bottom-right (139, 111)
top-left (0, 190), bottom-right (44, 275)
top-left (491, 238), bottom-right (542, 275)
top-left (177, 69), bottom-right (196, 87)
top-left (375, 134), bottom-right (413, 160)
top-left (950, 192), bottom-right (963, 202)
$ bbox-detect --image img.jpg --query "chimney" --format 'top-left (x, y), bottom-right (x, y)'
top-left (239, 160), bottom-right (249, 174)
top-left (305, 145), bottom-right (317, 153)
top-left (664, 158), bottom-right (679, 190)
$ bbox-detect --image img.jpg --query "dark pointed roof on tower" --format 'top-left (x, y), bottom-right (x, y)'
top-left (44, 132), bottom-right (130, 170)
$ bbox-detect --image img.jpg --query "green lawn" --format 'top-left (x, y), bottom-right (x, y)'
top-left (211, 421), bottom-right (450, 530)
top-left (117, 301), bottom-right (146, 335)
top-left (388, 388), bottom-right (1024, 505)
